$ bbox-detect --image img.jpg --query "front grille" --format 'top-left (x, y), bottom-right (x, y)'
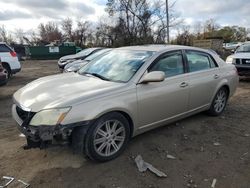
top-left (16, 106), bottom-right (35, 122)
top-left (241, 59), bottom-right (250, 65)
top-left (235, 59), bottom-right (241, 65)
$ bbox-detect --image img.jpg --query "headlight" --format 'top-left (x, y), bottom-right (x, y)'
top-left (226, 57), bottom-right (234, 64)
top-left (30, 107), bottom-right (71, 126)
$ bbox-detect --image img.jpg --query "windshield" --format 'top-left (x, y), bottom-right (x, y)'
top-left (236, 44), bottom-right (250, 53)
top-left (85, 49), bottom-right (111, 61)
top-left (78, 50), bottom-right (155, 82)
top-left (77, 48), bottom-right (100, 57)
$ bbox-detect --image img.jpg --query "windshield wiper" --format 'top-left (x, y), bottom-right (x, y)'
top-left (83, 72), bottom-right (110, 81)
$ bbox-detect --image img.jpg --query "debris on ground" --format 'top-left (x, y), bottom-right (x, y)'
top-left (19, 133), bottom-right (25, 138)
top-left (200, 146), bottom-right (204, 152)
top-left (244, 133), bottom-right (250, 137)
top-left (186, 179), bottom-right (197, 188)
top-left (18, 179), bottom-right (30, 188)
top-left (213, 142), bottom-right (221, 146)
top-left (0, 176), bottom-right (14, 188)
top-left (0, 176), bottom-right (30, 188)
top-left (134, 155), bottom-right (167, 178)
top-left (166, 154), bottom-right (176, 159)
top-left (211, 178), bottom-right (217, 188)
top-left (183, 134), bottom-right (189, 140)
top-left (240, 152), bottom-right (248, 160)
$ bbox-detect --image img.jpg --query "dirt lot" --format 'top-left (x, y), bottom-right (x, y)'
top-left (0, 60), bottom-right (250, 188)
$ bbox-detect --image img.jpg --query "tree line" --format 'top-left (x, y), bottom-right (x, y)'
top-left (0, 0), bottom-right (249, 47)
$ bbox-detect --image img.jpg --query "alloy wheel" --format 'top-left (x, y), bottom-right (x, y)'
top-left (214, 89), bottom-right (227, 113)
top-left (93, 120), bottom-right (126, 157)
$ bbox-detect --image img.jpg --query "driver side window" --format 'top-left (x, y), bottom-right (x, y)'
top-left (149, 51), bottom-right (184, 78)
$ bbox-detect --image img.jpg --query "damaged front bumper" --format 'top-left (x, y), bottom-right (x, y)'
top-left (12, 104), bottom-right (91, 148)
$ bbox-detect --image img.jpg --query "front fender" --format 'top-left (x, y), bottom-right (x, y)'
top-left (61, 89), bottom-right (138, 132)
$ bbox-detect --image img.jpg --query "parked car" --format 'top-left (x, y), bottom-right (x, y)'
top-left (226, 42), bottom-right (250, 76)
top-left (12, 45), bottom-right (238, 162)
top-left (58, 47), bottom-right (103, 70)
top-left (0, 60), bottom-right (8, 85)
top-left (223, 42), bottom-right (242, 51)
top-left (0, 42), bottom-right (21, 78)
top-left (64, 49), bottom-right (112, 73)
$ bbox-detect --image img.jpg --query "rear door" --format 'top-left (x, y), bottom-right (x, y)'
top-left (136, 50), bottom-right (189, 128)
top-left (184, 50), bottom-right (220, 110)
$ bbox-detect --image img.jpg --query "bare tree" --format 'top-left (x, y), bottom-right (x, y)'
top-left (0, 25), bottom-right (8, 42)
top-left (75, 20), bottom-right (91, 46)
top-left (38, 22), bottom-right (62, 44)
top-left (105, 0), bottom-right (182, 46)
top-left (61, 18), bottom-right (73, 41)
top-left (15, 28), bottom-right (25, 44)
top-left (193, 21), bottom-right (203, 39)
top-left (175, 25), bottom-right (194, 45)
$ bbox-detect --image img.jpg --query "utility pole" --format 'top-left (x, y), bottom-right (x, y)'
top-left (166, 0), bottom-right (170, 43)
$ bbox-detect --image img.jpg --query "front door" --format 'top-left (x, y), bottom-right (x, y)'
top-left (136, 51), bottom-right (189, 129)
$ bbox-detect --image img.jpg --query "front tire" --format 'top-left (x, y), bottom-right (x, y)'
top-left (85, 112), bottom-right (130, 162)
top-left (207, 87), bottom-right (229, 116)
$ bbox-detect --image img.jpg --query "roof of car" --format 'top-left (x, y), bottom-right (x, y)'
top-left (117, 44), bottom-right (211, 53)
top-left (242, 41), bottom-right (250, 44)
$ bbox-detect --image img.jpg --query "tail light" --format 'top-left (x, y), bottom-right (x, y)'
top-left (10, 51), bottom-right (17, 57)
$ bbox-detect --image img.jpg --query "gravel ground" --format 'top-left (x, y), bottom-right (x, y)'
top-left (0, 60), bottom-right (250, 188)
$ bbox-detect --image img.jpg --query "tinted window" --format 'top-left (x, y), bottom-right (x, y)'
top-left (186, 51), bottom-right (215, 72)
top-left (149, 51), bottom-right (184, 78)
top-left (0, 44), bottom-right (11, 52)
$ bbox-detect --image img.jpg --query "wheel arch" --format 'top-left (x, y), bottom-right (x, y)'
top-left (95, 110), bottom-right (135, 138)
top-left (221, 84), bottom-right (230, 96)
top-left (211, 79), bottom-right (231, 103)
top-left (2, 62), bottom-right (11, 70)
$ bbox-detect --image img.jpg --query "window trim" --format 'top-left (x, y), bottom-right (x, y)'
top-left (183, 49), bottom-right (219, 73)
top-left (147, 50), bottom-right (187, 78)
top-left (183, 50), bottom-right (219, 73)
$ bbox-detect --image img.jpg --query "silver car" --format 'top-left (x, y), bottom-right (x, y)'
top-left (12, 45), bottom-right (238, 161)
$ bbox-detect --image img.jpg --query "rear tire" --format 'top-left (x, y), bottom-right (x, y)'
top-left (207, 87), bottom-right (229, 116)
top-left (2, 63), bottom-right (11, 79)
top-left (84, 112), bottom-right (130, 162)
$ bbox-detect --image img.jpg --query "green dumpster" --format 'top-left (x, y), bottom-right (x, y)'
top-left (26, 46), bottom-right (79, 60)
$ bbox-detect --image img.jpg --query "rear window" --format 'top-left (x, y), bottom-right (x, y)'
top-left (0, 44), bottom-right (11, 53)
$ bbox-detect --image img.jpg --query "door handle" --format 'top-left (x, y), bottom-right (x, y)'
top-left (180, 82), bottom-right (188, 88)
top-left (214, 74), bottom-right (220, 79)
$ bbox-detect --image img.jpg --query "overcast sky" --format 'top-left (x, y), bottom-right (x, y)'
top-left (0, 0), bottom-right (249, 35)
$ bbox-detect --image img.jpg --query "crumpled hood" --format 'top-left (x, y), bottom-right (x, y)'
top-left (13, 73), bottom-right (124, 112)
top-left (229, 52), bottom-right (250, 59)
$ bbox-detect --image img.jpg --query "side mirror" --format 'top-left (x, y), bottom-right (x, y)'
top-left (139, 71), bottom-right (165, 84)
